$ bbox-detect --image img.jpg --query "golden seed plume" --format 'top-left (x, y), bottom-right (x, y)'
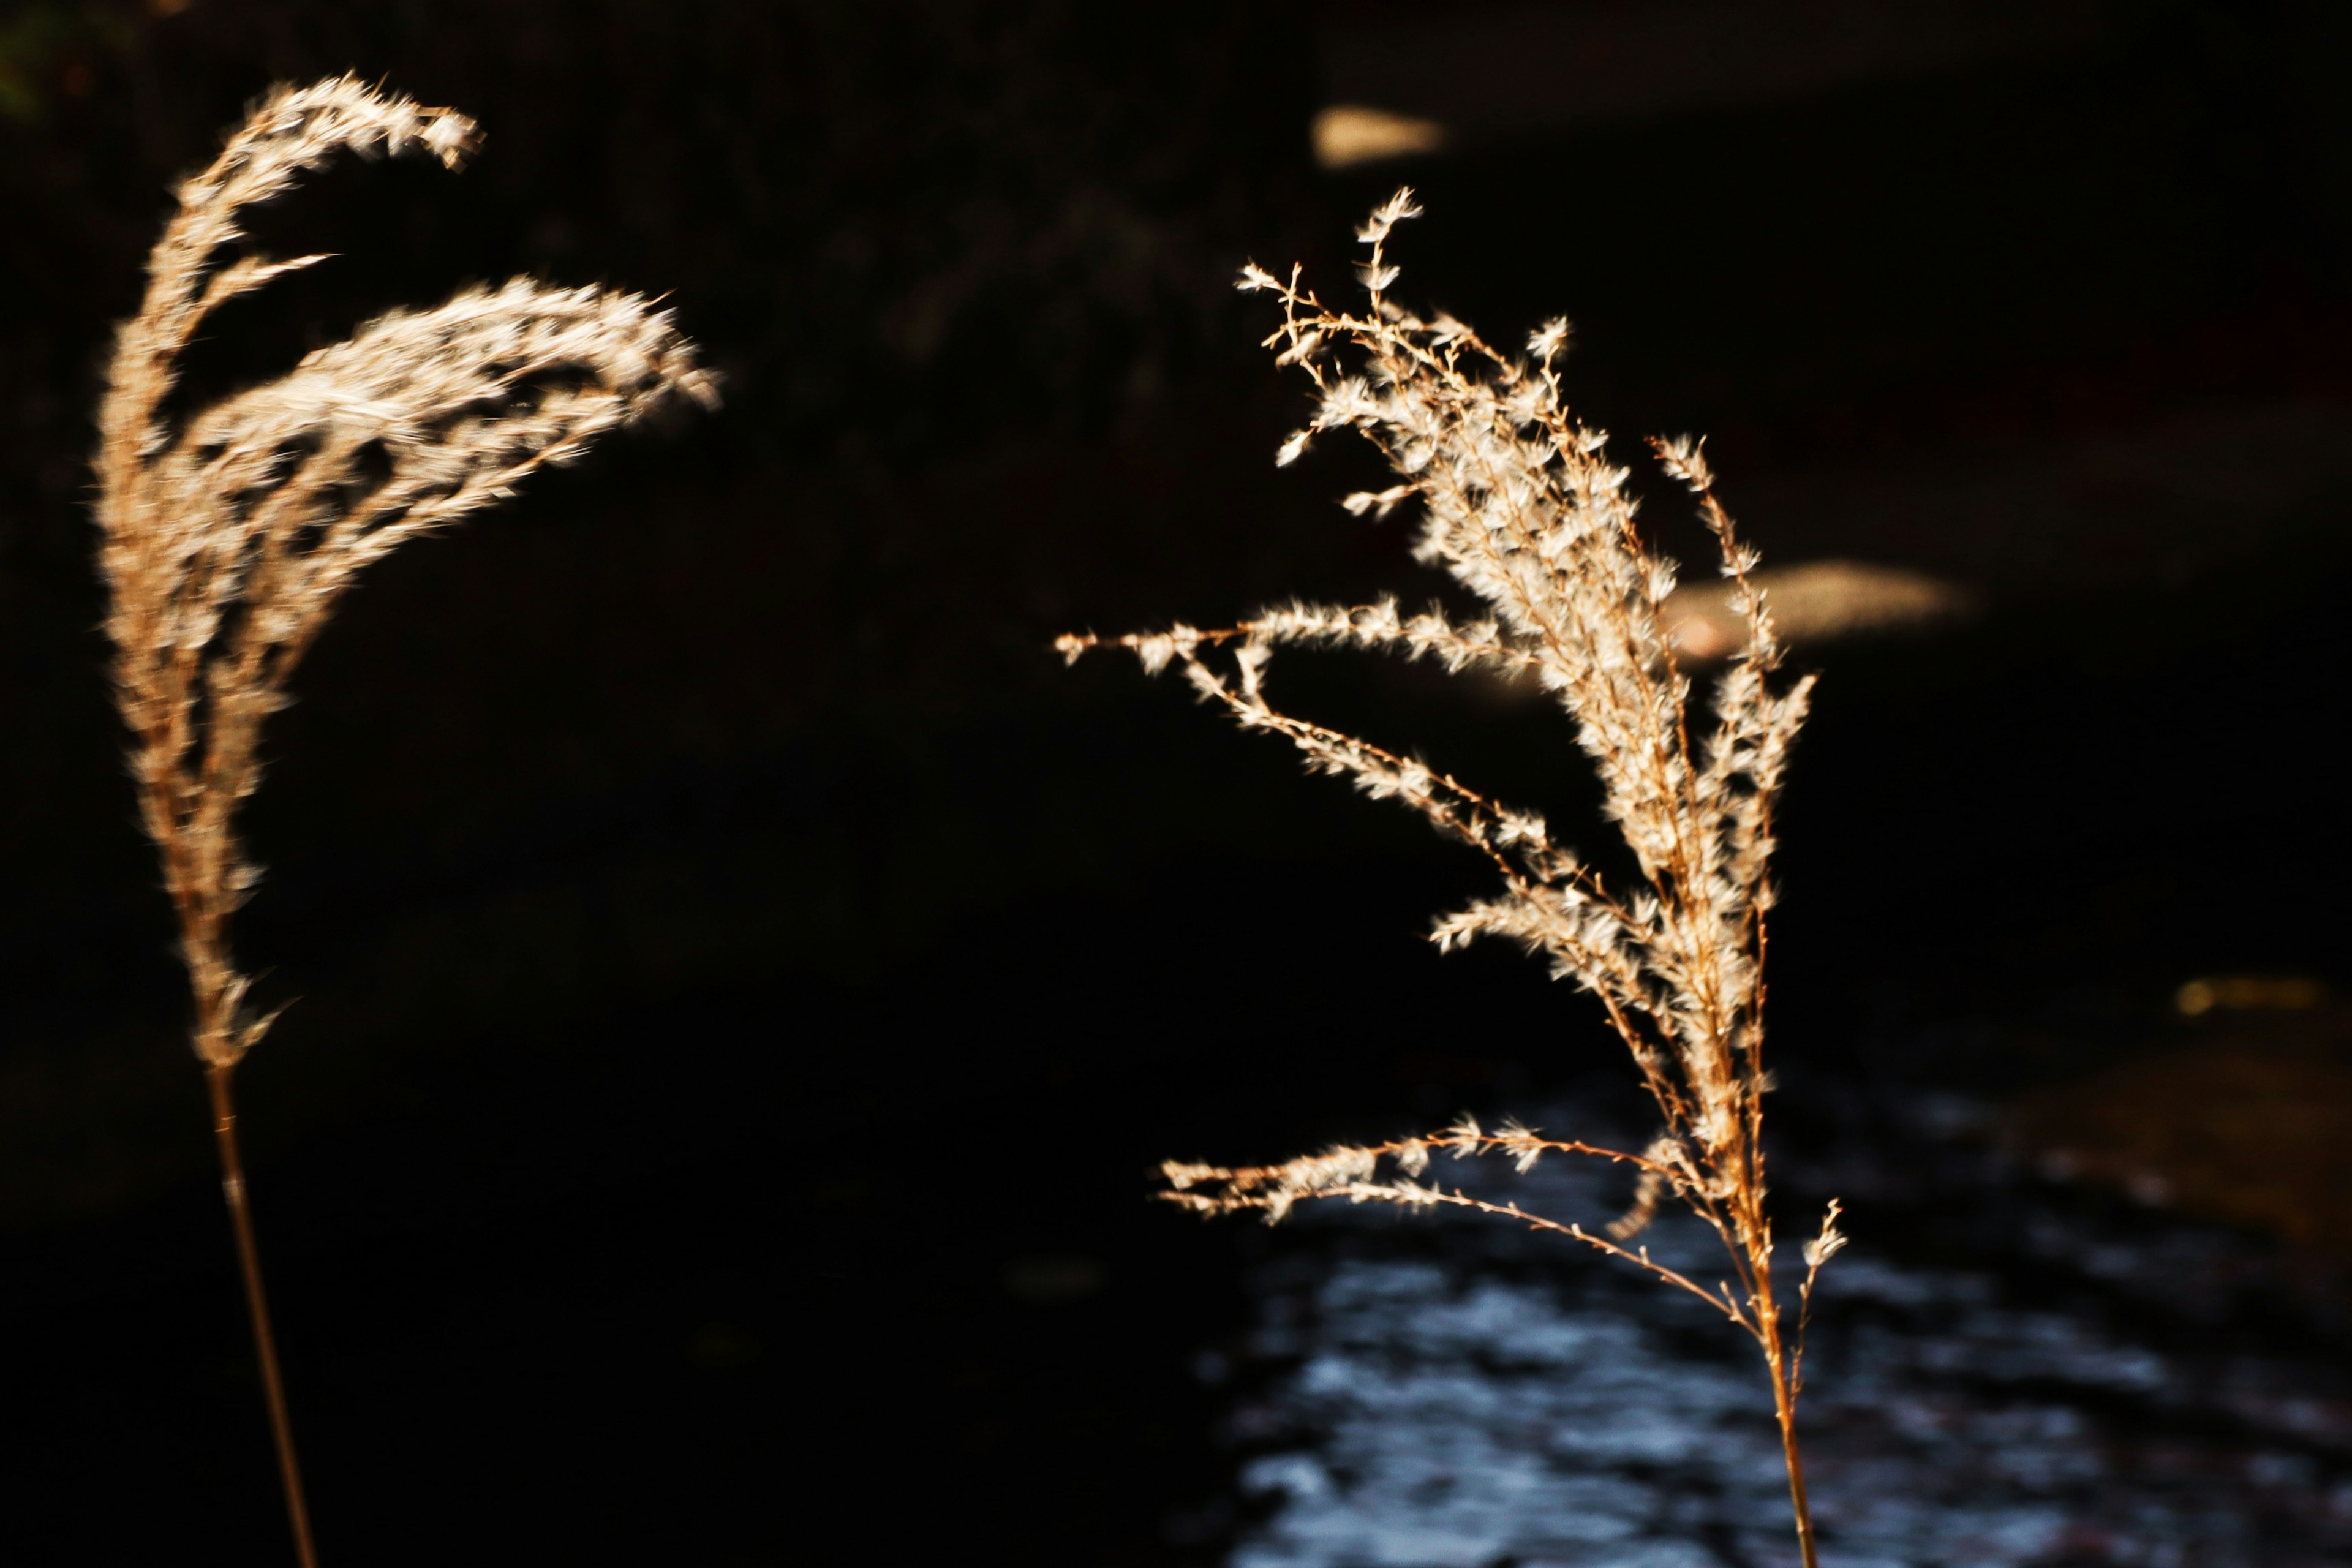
top-left (1068, 189), bottom-right (1840, 1568)
top-left (96, 75), bottom-right (715, 1067)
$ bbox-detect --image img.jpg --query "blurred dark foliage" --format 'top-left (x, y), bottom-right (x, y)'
top-left (3, 2), bottom-right (2352, 1564)
top-left (0, 0), bottom-right (1328, 1186)
top-left (0, 3), bottom-right (1341, 1562)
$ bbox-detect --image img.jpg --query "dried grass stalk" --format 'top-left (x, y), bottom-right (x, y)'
top-left (1063, 190), bottom-right (1842, 1567)
top-left (94, 77), bottom-right (713, 1566)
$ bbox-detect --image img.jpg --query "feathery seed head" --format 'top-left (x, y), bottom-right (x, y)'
top-left (1803, 1227), bottom-right (1847, 1268)
top-left (1526, 318), bottom-right (1572, 364)
top-left (99, 78), bottom-right (709, 1068)
top-left (1651, 434), bottom-right (1714, 492)
top-left (1354, 187), bottom-right (1423, 245)
top-left (1097, 197), bottom-right (1838, 1475)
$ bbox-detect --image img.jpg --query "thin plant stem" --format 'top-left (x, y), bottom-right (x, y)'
top-left (1777, 1384), bottom-right (1820, 1568)
top-left (206, 1063), bottom-right (320, 1568)
top-left (91, 77), bottom-right (709, 1550)
top-left (1071, 189), bottom-right (1849, 1562)
top-left (1756, 1276), bottom-right (1819, 1568)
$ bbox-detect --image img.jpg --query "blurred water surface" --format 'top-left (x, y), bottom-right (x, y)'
top-left (1210, 1094), bottom-right (2352, 1568)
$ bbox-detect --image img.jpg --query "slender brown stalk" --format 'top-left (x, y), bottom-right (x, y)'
top-left (1776, 1372), bottom-right (1820, 1568)
top-left (1069, 190), bottom-right (1845, 1564)
top-left (92, 77), bottom-right (710, 1560)
top-left (1753, 1259), bottom-right (1819, 1568)
top-left (206, 1064), bottom-right (319, 1568)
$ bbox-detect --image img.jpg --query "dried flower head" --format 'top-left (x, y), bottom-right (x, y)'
top-left (90, 77), bottom-right (715, 1567)
top-left (96, 76), bottom-right (715, 1068)
top-left (1066, 189), bottom-right (1840, 1567)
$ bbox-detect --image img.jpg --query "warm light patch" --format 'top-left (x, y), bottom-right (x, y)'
top-left (2175, 975), bottom-right (2329, 1017)
top-left (1660, 559), bottom-right (1968, 662)
top-left (1312, 105), bottom-right (1446, 170)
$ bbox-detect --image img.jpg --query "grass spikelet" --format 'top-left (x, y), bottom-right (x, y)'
top-left (93, 75), bottom-right (713, 1566)
top-left (1066, 190), bottom-right (1841, 1567)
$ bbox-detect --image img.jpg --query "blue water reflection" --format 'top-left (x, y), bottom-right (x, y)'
top-left (1214, 1101), bottom-right (2352, 1568)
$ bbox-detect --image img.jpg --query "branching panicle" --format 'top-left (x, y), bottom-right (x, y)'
top-left (97, 77), bottom-right (712, 1069)
top-left (1067, 190), bottom-right (1838, 1567)
top-left (94, 85), bottom-right (712, 1566)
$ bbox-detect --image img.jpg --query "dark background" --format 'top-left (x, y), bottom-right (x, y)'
top-left (3, 1), bottom-right (2351, 1562)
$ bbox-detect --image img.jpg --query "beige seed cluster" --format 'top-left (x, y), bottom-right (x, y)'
top-left (96, 76), bottom-right (715, 1069)
top-left (1064, 188), bottom-right (1841, 1568)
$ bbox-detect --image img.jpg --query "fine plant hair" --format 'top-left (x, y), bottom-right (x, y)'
top-left (1060, 190), bottom-right (1842, 1567)
top-left (94, 77), bottom-right (712, 1567)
